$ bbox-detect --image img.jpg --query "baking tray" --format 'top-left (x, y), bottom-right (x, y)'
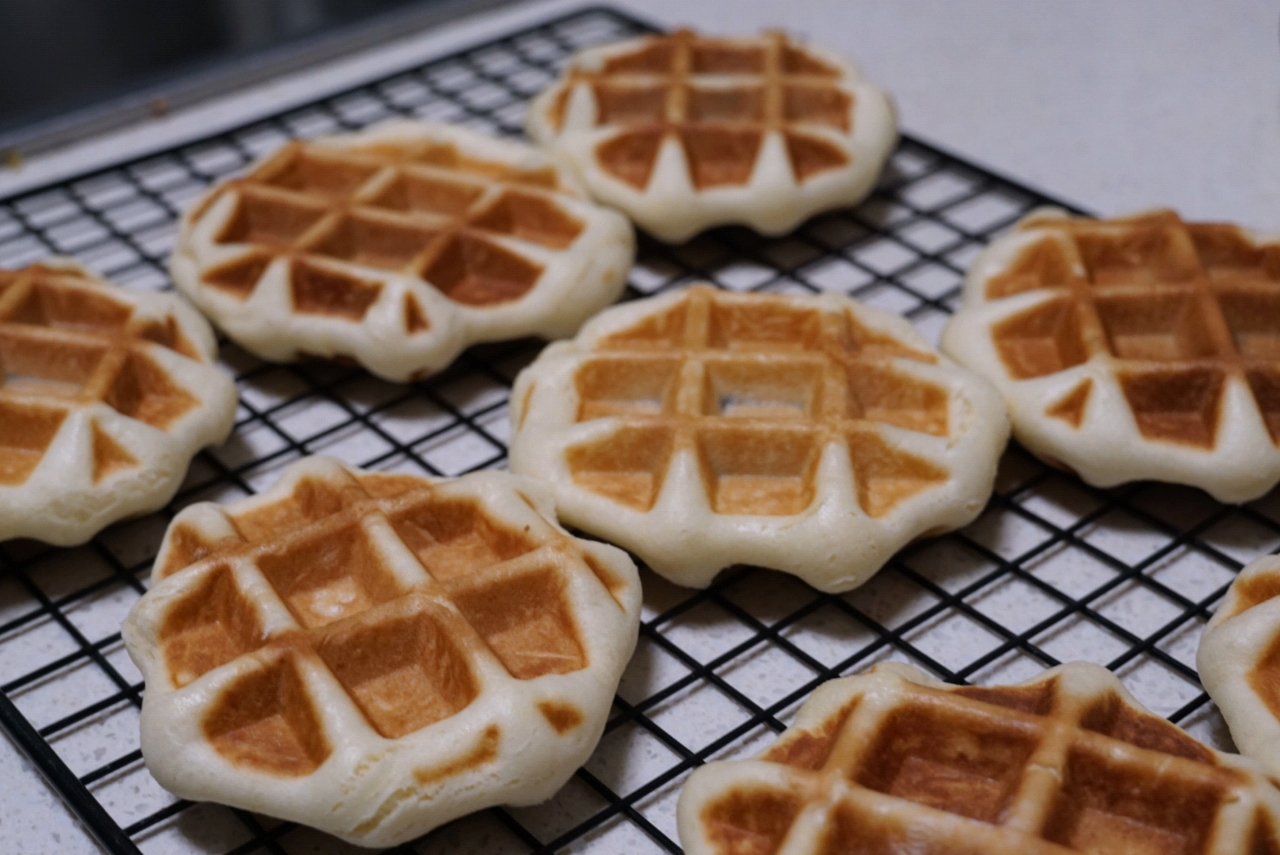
top-left (0, 6), bottom-right (1267, 854)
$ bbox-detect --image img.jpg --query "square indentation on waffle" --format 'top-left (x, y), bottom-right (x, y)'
top-left (551, 30), bottom-right (855, 190)
top-left (204, 135), bottom-right (592, 313)
top-left (0, 400), bottom-right (68, 485)
top-left (147, 463), bottom-right (602, 775)
top-left (203, 651), bottom-right (333, 777)
top-left (255, 520), bottom-right (408, 629)
top-left (566, 287), bottom-right (949, 518)
top-left (315, 598), bottom-right (478, 738)
top-left (160, 563), bottom-right (265, 688)
top-left (987, 211), bottom-right (1280, 448)
top-left (446, 564), bottom-right (586, 679)
top-left (852, 700), bottom-right (1038, 823)
top-left (0, 264), bottom-right (209, 487)
top-left (1042, 747), bottom-right (1228, 855)
top-left (683, 664), bottom-right (1278, 855)
top-left (387, 495), bottom-right (537, 580)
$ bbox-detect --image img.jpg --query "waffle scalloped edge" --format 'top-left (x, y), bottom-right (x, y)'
top-left (526, 29), bottom-right (898, 243)
top-left (1200, 555), bottom-right (1280, 780)
top-left (508, 285), bottom-right (1009, 592)
top-left (0, 258), bottom-right (236, 545)
top-left (121, 456), bottom-right (641, 847)
top-left (171, 120), bottom-right (635, 382)
top-left (941, 206), bottom-right (1280, 503)
top-left (678, 661), bottom-right (1280, 855)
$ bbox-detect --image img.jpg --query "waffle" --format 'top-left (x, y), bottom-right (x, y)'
top-left (508, 285), bottom-right (1008, 592)
top-left (121, 456), bottom-right (640, 847)
top-left (171, 120), bottom-right (634, 382)
top-left (0, 259), bottom-right (236, 545)
top-left (1199, 555), bottom-right (1280, 780)
top-left (942, 208), bottom-right (1280, 503)
top-left (525, 29), bottom-right (897, 243)
top-left (678, 661), bottom-right (1280, 855)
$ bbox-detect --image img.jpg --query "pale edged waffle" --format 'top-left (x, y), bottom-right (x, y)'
top-left (942, 208), bottom-right (1280, 502)
top-left (122, 456), bottom-right (641, 847)
top-left (1199, 555), bottom-right (1280, 781)
top-left (508, 285), bottom-right (1008, 592)
top-left (526, 29), bottom-right (897, 243)
top-left (678, 661), bottom-right (1280, 855)
top-left (171, 120), bottom-right (634, 382)
top-left (0, 259), bottom-right (236, 545)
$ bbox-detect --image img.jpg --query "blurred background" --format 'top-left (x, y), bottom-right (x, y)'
top-left (2, 1), bottom-right (392, 124)
top-left (0, 0), bottom-right (510, 151)
top-left (0, 0), bottom-right (1273, 227)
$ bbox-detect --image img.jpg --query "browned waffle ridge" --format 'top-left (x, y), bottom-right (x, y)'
top-left (175, 122), bottom-right (635, 383)
top-left (548, 29), bottom-right (853, 191)
top-left (199, 137), bottom-right (581, 312)
top-left (563, 285), bottom-right (948, 519)
top-left (0, 263), bottom-right (203, 487)
top-left (511, 284), bottom-right (1009, 591)
top-left (679, 662), bottom-right (1280, 855)
top-left (152, 464), bottom-right (616, 772)
top-left (124, 458), bottom-right (641, 846)
top-left (989, 210), bottom-right (1280, 449)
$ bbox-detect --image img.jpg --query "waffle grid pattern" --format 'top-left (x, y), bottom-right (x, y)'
top-left (200, 138), bottom-right (576, 310)
top-left (527, 27), bottom-right (896, 242)
top-left (985, 211), bottom-right (1280, 448)
top-left (0, 261), bottom-right (237, 544)
top-left (543, 29), bottom-right (854, 191)
top-left (509, 283), bottom-right (1008, 593)
top-left (124, 457), bottom-right (637, 845)
top-left (0, 265), bottom-right (204, 483)
top-left (0, 7), bottom-right (1273, 855)
top-left (681, 664), bottom-right (1280, 855)
top-left (146, 463), bottom-right (600, 715)
top-left (563, 285), bottom-right (950, 520)
top-left (176, 121), bottom-right (633, 382)
top-left (941, 209), bottom-right (1280, 503)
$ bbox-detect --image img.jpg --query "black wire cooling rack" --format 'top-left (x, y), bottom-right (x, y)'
top-left (0, 6), bottom-right (1274, 854)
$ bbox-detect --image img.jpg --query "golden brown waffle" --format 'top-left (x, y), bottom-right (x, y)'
top-left (678, 662), bottom-right (1280, 855)
top-left (0, 259), bottom-right (236, 544)
top-left (172, 120), bottom-right (633, 381)
top-left (121, 456), bottom-right (640, 847)
top-left (526, 30), bottom-right (896, 242)
top-left (510, 285), bottom-right (1008, 591)
top-left (942, 208), bottom-right (1280, 502)
top-left (1200, 555), bottom-right (1280, 781)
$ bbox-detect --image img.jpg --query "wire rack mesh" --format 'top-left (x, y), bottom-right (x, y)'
top-left (0, 5), bottom-right (1271, 854)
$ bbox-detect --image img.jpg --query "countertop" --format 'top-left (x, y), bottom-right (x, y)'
top-left (1, 1), bottom-right (1276, 852)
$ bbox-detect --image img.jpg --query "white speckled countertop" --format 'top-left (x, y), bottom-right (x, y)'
top-left (1, 1), bottom-right (1276, 852)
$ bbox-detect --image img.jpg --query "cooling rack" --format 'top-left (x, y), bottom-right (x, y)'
top-left (0, 6), bottom-right (1273, 854)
